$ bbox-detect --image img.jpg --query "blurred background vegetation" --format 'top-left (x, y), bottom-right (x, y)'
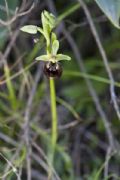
top-left (0, 0), bottom-right (120, 179)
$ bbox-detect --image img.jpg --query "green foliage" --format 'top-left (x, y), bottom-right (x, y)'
top-left (20, 25), bottom-right (38, 34)
top-left (21, 10), bottom-right (71, 62)
top-left (95, 0), bottom-right (120, 28)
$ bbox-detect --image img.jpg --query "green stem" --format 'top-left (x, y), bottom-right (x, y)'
top-left (45, 20), bottom-right (58, 178)
top-left (48, 77), bottom-right (57, 180)
top-left (50, 77), bottom-right (58, 154)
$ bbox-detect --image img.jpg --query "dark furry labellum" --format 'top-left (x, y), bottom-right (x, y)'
top-left (43, 62), bottom-right (62, 78)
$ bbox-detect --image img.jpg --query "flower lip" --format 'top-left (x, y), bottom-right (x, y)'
top-left (43, 62), bottom-right (62, 78)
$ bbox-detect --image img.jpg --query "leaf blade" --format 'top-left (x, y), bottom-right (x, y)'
top-left (20, 25), bottom-right (38, 34)
top-left (95, 0), bottom-right (120, 28)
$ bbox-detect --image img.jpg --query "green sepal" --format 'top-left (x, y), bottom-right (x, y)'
top-left (36, 55), bottom-right (49, 61)
top-left (56, 54), bottom-right (71, 61)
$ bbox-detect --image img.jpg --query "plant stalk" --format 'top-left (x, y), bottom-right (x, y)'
top-left (48, 77), bottom-right (57, 180)
top-left (50, 77), bottom-right (58, 157)
top-left (46, 27), bottom-right (58, 179)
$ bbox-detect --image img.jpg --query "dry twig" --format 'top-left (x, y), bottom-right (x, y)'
top-left (0, 2), bottom-right (35, 26)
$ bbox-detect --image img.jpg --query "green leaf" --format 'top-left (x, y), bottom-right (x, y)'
top-left (56, 54), bottom-right (71, 61)
top-left (36, 55), bottom-right (49, 61)
top-left (52, 40), bottom-right (59, 55)
top-left (20, 25), bottom-right (38, 34)
top-left (41, 12), bottom-right (50, 43)
top-left (95, 0), bottom-right (120, 28)
top-left (44, 10), bottom-right (56, 29)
